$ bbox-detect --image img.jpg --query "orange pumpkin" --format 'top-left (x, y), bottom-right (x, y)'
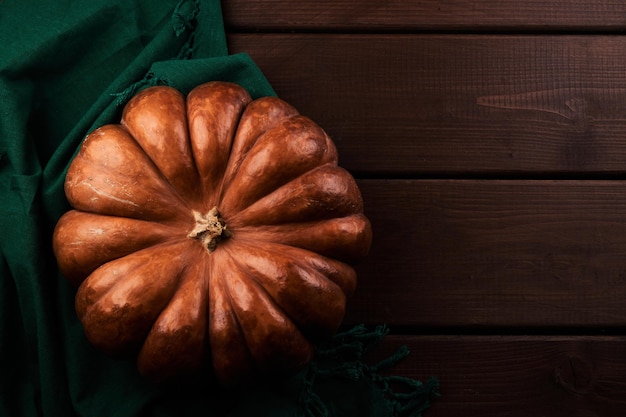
top-left (52, 81), bottom-right (372, 385)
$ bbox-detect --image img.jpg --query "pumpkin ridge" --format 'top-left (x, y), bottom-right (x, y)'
top-left (66, 124), bottom-right (193, 221)
top-left (53, 210), bottom-right (187, 286)
top-left (110, 129), bottom-right (199, 216)
top-left (120, 86), bottom-right (201, 202)
top-left (138, 247), bottom-right (211, 380)
top-left (114, 124), bottom-right (200, 214)
top-left (211, 253), bottom-right (257, 370)
top-left (219, 115), bottom-right (338, 215)
top-left (217, 254), bottom-right (313, 374)
top-left (219, 96), bottom-right (300, 196)
top-left (236, 240), bottom-right (357, 298)
top-left (227, 163), bottom-right (363, 228)
top-left (230, 214), bottom-right (371, 264)
top-left (222, 243), bottom-right (295, 323)
top-left (187, 82), bottom-right (252, 208)
top-left (210, 107), bottom-right (251, 211)
top-left (218, 113), bottom-right (299, 198)
top-left (226, 240), bottom-right (345, 338)
top-left (77, 251), bottom-right (189, 357)
top-left (77, 240), bottom-right (190, 321)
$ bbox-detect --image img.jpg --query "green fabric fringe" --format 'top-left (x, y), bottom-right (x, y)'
top-left (172, 0), bottom-right (199, 59)
top-left (171, 0), bottom-right (199, 37)
top-left (110, 0), bottom-right (200, 107)
top-left (110, 72), bottom-right (172, 106)
top-left (300, 325), bottom-right (440, 417)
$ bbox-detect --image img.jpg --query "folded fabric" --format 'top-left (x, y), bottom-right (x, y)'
top-left (0, 1), bottom-right (438, 415)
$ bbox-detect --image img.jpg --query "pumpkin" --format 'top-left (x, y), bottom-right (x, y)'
top-left (52, 81), bottom-right (372, 385)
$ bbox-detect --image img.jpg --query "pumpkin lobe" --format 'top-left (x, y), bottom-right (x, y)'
top-left (188, 207), bottom-right (231, 252)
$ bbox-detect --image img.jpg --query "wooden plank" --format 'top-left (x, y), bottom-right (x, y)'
top-left (344, 179), bottom-right (626, 328)
top-left (228, 34), bottom-right (626, 176)
top-left (369, 335), bottom-right (626, 417)
top-left (223, 0), bottom-right (626, 32)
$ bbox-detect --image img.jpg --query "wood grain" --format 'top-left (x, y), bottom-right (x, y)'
top-left (371, 335), bottom-right (626, 417)
top-left (228, 34), bottom-right (626, 176)
top-left (223, 0), bottom-right (626, 32)
top-left (345, 180), bottom-right (626, 328)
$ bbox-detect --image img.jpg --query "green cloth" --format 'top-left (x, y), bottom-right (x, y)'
top-left (0, 1), bottom-right (438, 416)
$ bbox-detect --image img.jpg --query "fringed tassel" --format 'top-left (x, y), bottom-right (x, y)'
top-left (110, 0), bottom-right (198, 107)
top-left (373, 371), bottom-right (441, 417)
top-left (171, 0), bottom-right (199, 58)
top-left (175, 31), bottom-right (196, 60)
top-left (110, 72), bottom-right (171, 107)
top-left (316, 324), bottom-right (388, 361)
top-left (298, 363), bottom-right (330, 417)
top-left (171, 0), bottom-right (199, 37)
top-left (369, 343), bottom-right (441, 417)
top-left (299, 325), bottom-right (439, 417)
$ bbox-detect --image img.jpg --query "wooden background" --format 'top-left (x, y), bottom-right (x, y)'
top-left (223, 2), bottom-right (626, 415)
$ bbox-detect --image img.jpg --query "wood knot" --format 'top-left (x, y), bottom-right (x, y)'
top-left (554, 355), bottom-right (593, 394)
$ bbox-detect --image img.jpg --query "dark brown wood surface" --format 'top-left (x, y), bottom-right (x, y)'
top-left (223, 1), bottom-right (626, 32)
top-left (224, 1), bottom-right (626, 415)
top-left (348, 180), bottom-right (626, 329)
top-left (375, 336), bottom-right (626, 417)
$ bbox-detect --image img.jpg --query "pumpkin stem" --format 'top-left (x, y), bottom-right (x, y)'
top-left (187, 207), bottom-right (231, 253)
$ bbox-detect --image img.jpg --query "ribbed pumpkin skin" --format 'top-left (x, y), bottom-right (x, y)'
top-left (52, 81), bottom-right (372, 386)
